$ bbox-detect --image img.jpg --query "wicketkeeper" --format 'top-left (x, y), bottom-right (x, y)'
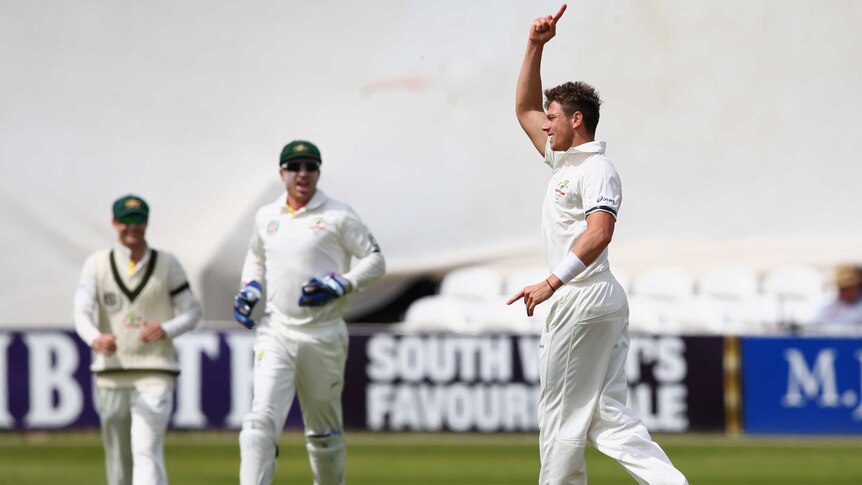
top-left (234, 140), bottom-right (385, 485)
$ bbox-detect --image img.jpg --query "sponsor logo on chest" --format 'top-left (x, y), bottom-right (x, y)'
top-left (554, 179), bottom-right (570, 200)
top-left (309, 216), bottom-right (327, 232)
top-left (123, 311), bottom-right (143, 328)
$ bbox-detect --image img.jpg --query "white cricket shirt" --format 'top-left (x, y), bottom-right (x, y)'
top-left (240, 189), bottom-right (385, 328)
top-left (542, 138), bottom-right (622, 283)
top-left (814, 298), bottom-right (862, 330)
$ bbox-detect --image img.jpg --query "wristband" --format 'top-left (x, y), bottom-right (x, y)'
top-left (551, 252), bottom-right (587, 285)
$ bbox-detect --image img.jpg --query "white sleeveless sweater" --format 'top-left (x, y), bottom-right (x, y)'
top-left (91, 249), bottom-right (181, 375)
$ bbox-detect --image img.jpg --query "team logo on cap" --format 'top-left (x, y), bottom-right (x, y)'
top-left (294, 144), bottom-right (308, 152)
top-left (125, 198), bottom-right (142, 209)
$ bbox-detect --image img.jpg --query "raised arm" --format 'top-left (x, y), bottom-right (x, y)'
top-left (516, 4), bottom-right (567, 156)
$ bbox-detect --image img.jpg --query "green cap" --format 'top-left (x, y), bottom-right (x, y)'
top-left (112, 194), bottom-right (149, 223)
top-left (280, 140), bottom-right (321, 168)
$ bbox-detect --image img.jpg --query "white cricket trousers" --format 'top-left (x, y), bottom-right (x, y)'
top-left (96, 384), bottom-right (173, 485)
top-left (538, 280), bottom-right (688, 485)
top-left (240, 320), bottom-right (348, 485)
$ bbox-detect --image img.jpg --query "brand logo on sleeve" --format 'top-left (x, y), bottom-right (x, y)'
top-left (369, 233), bottom-right (381, 253)
top-left (596, 195), bottom-right (618, 206)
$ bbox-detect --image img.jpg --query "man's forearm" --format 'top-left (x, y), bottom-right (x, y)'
top-left (570, 225), bottom-right (613, 267)
top-left (516, 42), bottom-right (546, 117)
top-left (343, 252), bottom-right (386, 292)
top-left (162, 291), bottom-right (203, 338)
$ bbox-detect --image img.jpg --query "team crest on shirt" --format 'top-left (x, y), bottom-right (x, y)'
top-left (266, 220), bottom-right (279, 234)
top-left (123, 311), bottom-right (143, 328)
top-left (554, 180), bottom-right (570, 200)
top-left (309, 216), bottom-right (327, 232)
top-left (102, 291), bottom-right (119, 308)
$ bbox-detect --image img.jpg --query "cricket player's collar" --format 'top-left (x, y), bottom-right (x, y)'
top-left (112, 243), bottom-right (151, 274)
top-left (112, 243), bottom-right (151, 260)
top-left (280, 190), bottom-right (329, 216)
top-left (565, 140), bottom-right (606, 155)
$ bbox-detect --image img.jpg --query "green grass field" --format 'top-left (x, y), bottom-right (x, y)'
top-left (2, 431), bottom-right (862, 484)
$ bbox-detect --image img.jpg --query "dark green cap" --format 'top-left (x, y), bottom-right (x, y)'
top-left (280, 140), bottom-right (321, 168)
top-left (112, 194), bottom-right (149, 223)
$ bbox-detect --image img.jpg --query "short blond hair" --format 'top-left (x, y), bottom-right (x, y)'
top-left (834, 264), bottom-right (862, 288)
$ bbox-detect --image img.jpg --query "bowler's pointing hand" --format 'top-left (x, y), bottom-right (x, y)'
top-left (507, 278), bottom-right (557, 317)
top-left (529, 4), bottom-right (567, 45)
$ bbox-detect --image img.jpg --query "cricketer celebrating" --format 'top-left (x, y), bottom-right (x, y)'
top-left (74, 194), bottom-right (202, 485)
top-left (234, 140), bottom-right (385, 485)
top-left (508, 5), bottom-right (688, 484)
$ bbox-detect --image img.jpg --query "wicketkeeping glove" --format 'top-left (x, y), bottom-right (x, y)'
top-left (233, 281), bottom-right (262, 329)
top-left (297, 273), bottom-right (352, 307)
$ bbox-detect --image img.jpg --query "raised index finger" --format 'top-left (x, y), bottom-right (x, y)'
top-left (507, 290), bottom-right (525, 305)
top-left (552, 3), bottom-right (567, 24)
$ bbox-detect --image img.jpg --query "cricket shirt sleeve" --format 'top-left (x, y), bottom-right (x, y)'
top-left (240, 212), bottom-right (267, 287)
top-left (161, 252), bottom-right (202, 338)
top-left (581, 159), bottom-right (622, 220)
top-left (338, 209), bottom-right (385, 292)
top-left (73, 253), bottom-right (101, 347)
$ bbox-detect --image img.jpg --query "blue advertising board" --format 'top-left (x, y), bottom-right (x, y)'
top-left (742, 337), bottom-right (862, 434)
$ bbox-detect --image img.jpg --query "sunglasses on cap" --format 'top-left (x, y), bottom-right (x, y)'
top-left (117, 214), bottom-right (148, 225)
top-left (283, 160), bottom-right (320, 172)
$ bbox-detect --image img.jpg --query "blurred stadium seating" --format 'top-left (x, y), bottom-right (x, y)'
top-left (398, 262), bottom-right (835, 336)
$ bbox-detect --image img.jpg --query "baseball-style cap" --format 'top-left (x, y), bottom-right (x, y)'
top-left (112, 194), bottom-right (149, 224)
top-left (280, 140), bottom-right (321, 168)
top-left (834, 264), bottom-right (862, 288)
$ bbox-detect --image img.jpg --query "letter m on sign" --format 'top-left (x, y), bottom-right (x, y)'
top-left (781, 348), bottom-right (840, 408)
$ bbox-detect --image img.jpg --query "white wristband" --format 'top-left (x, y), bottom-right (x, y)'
top-left (552, 252), bottom-right (587, 285)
